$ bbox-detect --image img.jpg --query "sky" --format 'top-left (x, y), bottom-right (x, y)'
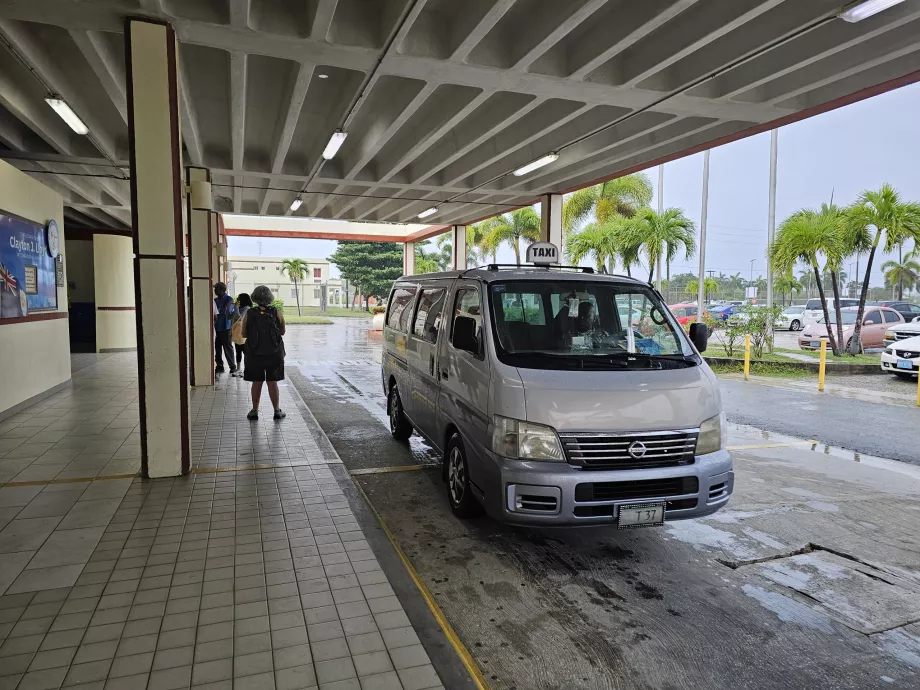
top-left (229, 80), bottom-right (920, 288)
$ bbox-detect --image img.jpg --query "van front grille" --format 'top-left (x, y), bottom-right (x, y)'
top-left (560, 430), bottom-right (698, 470)
top-left (575, 477), bottom-right (699, 502)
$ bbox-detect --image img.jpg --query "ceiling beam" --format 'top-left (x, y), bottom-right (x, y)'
top-left (68, 29), bottom-right (127, 125)
top-left (310, 0), bottom-right (340, 41)
top-left (229, 0), bottom-right (251, 29)
top-left (260, 62), bottom-right (314, 215)
top-left (229, 51), bottom-right (247, 213)
top-left (178, 62), bottom-right (203, 166)
top-left (511, 0), bottom-right (607, 73)
top-left (450, 0), bottom-right (516, 62)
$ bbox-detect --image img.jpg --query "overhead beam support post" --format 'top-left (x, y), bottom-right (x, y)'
top-left (452, 225), bottom-right (467, 270)
top-left (404, 242), bottom-right (415, 276)
top-left (125, 18), bottom-right (190, 478)
top-left (188, 166), bottom-right (214, 387)
top-left (539, 193), bottom-right (563, 251)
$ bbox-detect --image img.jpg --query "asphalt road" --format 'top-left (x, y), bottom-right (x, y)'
top-left (720, 379), bottom-right (918, 465)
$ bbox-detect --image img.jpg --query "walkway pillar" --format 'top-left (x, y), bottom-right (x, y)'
top-left (540, 193), bottom-right (563, 251)
top-left (404, 241), bottom-right (415, 275)
top-left (451, 225), bottom-right (467, 270)
top-left (93, 235), bottom-right (137, 353)
top-left (188, 167), bottom-right (213, 387)
top-left (125, 18), bottom-right (190, 478)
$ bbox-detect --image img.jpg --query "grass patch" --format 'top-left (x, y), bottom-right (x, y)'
top-left (707, 344), bottom-right (878, 365)
top-left (709, 361), bottom-right (814, 379)
top-left (290, 307), bottom-right (372, 319)
top-left (283, 315), bottom-right (333, 324)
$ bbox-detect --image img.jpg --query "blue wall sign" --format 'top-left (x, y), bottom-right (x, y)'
top-left (0, 211), bottom-right (59, 319)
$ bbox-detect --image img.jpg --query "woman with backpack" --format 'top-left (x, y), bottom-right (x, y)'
top-left (231, 293), bottom-right (253, 377)
top-left (241, 285), bottom-right (287, 420)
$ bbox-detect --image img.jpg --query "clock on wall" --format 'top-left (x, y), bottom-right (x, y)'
top-left (46, 219), bottom-right (60, 258)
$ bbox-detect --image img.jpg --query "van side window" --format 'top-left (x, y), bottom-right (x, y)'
top-left (864, 310), bottom-right (882, 325)
top-left (412, 287), bottom-right (446, 342)
top-left (386, 286), bottom-right (416, 332)
top-left (451, 288), bottom-right (482, 349)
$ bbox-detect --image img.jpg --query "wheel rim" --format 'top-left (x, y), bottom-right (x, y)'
top-left (792, 320), bottom-right (800, 331)
top-left (389, 390), bottom-right (400, 433)
top-left (448, 447), bottom-right (465, 504)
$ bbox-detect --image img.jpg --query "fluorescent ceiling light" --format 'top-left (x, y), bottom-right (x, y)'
top-left (417, 207), bottom-right (438, 219)
top-left (839, 0), bottom-right (905, 22)
top-left (513, 153), bottom-right (559, 177)
top-left (322, 130), bottom-right (347, 160)
top-left (290, 197), bottom-right (303, 212)
top-left (45, 97), bottom-right (88, 135)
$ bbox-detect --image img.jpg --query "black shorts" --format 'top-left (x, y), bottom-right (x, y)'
top-left (243, 355), bottom-right (284, 382)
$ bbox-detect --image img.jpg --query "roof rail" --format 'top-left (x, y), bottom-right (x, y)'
top-left (481, 264), bottom-right (595, 274)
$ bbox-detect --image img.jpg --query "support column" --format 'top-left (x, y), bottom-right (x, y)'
top-left (404, 242), bottom-right (415, 275)
top-left (125, 18), bottom-right (190, 478)
top-left (188, 167), bottom-right (213, 387)
top-left (539, 193), bottom-right (563, 251)
top-left (452, 225), bottom-right (467, 270)
top-left (94, 235), bottom-right (137, 353)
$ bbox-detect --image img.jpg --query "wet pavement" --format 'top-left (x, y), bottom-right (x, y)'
top-left (285, 319), bottom-right (920, 690)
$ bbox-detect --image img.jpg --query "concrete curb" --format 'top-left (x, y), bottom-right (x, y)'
top-left (704, 356), bottom-right (885, 376)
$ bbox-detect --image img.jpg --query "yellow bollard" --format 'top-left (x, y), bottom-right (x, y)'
top-left (743, 334), bottom-right (751, 381)
top-left (818, 339), bottom-right (826, 392)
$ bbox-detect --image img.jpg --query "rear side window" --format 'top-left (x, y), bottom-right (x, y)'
top-left (386, 286), bottom-right (416, 332)
top-left (412, 287), bottom-right (446, 342)
top-left (864, 310), bottom-right (882, 325)
top-left (805, 299), bottom-right (821, 310)
top-left (882, 310), bottom-right (902, 323)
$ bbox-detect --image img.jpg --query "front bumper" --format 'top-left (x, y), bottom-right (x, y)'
top-left (881, 350), bottom-right (919, 374)
top-left (798, 335), bottom-right (827, 350)
top-left (484, 449), bottom-right (733, 526)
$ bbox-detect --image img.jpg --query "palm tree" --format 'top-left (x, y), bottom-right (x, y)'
top-left (798, 269), bottom-right (817, 298)
top-left (279, 258), bottom-right (308, 316)
top-left (846, 184), bottom-right (920, 352)
top-left (770, 205), bottom-right (847, 355)
top-left (565, 215), bottom-right (640, 275)
top-left (881, 250), bottom-right (920, 300)
top-left (481, 207), bottom-right (540, 264)
top-left (774, 271), bottom-right (802, 305)
top-left (687, 277), bottom-right (718, 303)
top-left (562, 173), bottom-right (653, 235)
top-left (621, 207), bottom-right (695, 283)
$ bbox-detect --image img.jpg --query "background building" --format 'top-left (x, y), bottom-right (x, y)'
top-left (227, 256), bottom-right (349, 309)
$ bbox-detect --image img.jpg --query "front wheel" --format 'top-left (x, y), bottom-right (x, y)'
top-left (388, 385), bottom-right (413, 441)
top-left (446, 434), bottom-right (482, 519)
top-left (790, 320), bottom-right (801, 331)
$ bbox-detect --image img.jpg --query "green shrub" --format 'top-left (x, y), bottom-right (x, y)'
top-left (271, 299), bottom-right (285, 312)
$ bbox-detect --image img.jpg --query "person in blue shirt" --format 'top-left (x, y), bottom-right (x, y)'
top-left (213, 282), bottom-right (237, 375)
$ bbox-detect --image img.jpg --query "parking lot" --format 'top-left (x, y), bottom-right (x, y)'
top-left (282, 319), bottom-right (920, 690)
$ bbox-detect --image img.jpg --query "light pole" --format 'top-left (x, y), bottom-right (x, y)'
top-left (696, 150), bottom-right (710, 322)
top-left (749, 259), bottom-right (755, 296)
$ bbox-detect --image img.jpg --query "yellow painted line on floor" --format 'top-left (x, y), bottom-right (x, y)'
top-left (349, 464), bottom-right (435, 476)
top-left (0, 472), bottom-right (138, 488)
top-left (351, 480), bottom-right (491, 690)
top-left (189, 462), bottom-right (317, 475)
top-left (726, 440), bottom-right (817, 451)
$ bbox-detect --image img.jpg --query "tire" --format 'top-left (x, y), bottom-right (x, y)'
top-left (388, 385), bottom-right (413, 441)
top-left (894, 371), bottom-right (917, 380)
top-left (446, 434), bottom-right (482, 518)
top-left (790, 320), bottom-right (801, 331)
top-left (845, 339), bottom-right (862, 355)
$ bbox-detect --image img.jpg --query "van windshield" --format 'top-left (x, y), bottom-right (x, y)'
top-left (488, 280), bottom-right (695, 370)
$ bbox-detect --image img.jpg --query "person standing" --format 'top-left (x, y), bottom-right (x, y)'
top-left (231, 293), bottom-right (252, 376)
top-left (213, 281), bottom-right (236, 375)
top-left (243, 285), bottom-right (286, 420)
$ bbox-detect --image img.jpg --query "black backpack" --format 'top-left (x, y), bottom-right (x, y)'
top-left (246, 306), bottom-right (284, 356)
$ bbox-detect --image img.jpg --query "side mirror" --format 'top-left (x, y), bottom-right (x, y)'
top-left (452, 316), bottom-right (479, 354)
top-left (689, 322), bottom-right (708, 353)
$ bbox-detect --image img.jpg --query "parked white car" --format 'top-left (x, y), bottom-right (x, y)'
top-left (775, 305), bottom-right (806, 331)
top-left (881, 334), bottom-right (920, 378)
top-left (883, 316), bottom-right (920, 347)
top-left (801, 297), bottom-right (859, 327)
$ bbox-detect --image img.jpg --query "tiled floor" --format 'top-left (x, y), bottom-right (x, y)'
top-left (0, 354), bottom-right (445, 690)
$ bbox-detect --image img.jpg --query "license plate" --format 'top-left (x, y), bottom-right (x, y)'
top-left (618, 503), bottom-right (665, 529)
top-left (810, 341), bottom-right (821, 347)
top-left (897, 359), bottom-right (914, 370)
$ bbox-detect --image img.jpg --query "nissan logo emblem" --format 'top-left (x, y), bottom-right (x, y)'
top-left (628, 441), bottom-right (647, 459)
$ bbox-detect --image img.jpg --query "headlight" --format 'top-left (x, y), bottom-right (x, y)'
top-left (697, 413), bottom-right (725, 455)
top-left (491, 416), bottom-right (564, 462)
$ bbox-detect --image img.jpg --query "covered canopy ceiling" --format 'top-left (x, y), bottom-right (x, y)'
top-left (1, 0), bottom-right (919, 232)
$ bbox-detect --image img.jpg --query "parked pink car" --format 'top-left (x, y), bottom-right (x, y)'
top-left (798, 306), bottom-right (903, 351)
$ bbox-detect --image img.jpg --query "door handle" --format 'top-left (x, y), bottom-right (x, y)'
top-left (429, 354), bottom-right (435, 376)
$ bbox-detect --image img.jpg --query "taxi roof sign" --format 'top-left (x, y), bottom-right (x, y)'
top-left (526, 242), bottom-right (558, 265)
